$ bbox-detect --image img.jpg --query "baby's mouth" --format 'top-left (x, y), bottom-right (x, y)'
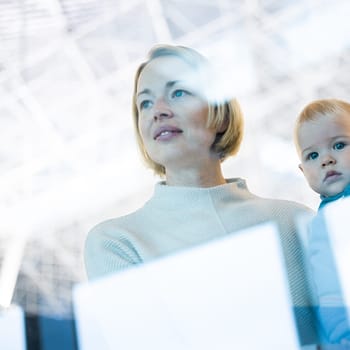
top-left (324, 170), bottom-right (341, 182)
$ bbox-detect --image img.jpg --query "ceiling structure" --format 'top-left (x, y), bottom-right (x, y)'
top-left (0, 0), bottom-right (349, 316)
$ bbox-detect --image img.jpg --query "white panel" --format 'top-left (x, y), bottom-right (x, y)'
top-left (74, 223), bottom-right (300, 350)
top-left (0, 305), bottom-right (26, 350)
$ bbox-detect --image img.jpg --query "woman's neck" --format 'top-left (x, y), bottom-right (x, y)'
top-left (164, 163), bottom-right (226, 188)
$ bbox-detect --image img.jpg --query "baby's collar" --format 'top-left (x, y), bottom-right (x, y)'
top-left (319, 183), bottom-right (350, 210)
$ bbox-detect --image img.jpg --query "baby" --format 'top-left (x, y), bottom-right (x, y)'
top-left (294, 98), bottom-right (350, 346)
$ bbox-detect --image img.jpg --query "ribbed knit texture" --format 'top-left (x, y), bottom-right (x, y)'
top-left (84, 178), bottom-right (318, 345)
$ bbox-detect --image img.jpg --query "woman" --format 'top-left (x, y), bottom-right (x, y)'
top-left (85, 45), bottom-right (317, 344)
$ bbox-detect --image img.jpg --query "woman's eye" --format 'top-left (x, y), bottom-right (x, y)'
top-left (334, 142), bottom-right (345, 150)
top-left (307, 152), bottom-right (319, 160)
top-left (140, 100), bottom-right (152, 110)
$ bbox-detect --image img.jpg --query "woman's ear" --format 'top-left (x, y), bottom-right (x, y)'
top-left (298, 164), bottom-right (304, 173)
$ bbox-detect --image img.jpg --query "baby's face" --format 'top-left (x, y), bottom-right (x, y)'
top-left (297, 113), bottom-right (350, 197)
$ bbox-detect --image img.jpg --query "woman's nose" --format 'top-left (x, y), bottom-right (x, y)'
top-left (153, 99), bottom-right (173, 121)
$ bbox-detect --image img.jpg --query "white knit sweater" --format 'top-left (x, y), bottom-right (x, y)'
top-left (84, 178), bottom-right (318, 344)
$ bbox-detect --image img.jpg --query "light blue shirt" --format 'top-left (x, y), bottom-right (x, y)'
top-left (309, 183), bottom-right (350, 344)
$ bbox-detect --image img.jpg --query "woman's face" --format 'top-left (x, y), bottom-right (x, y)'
top-left (136, 55), bottom-right (218, 172)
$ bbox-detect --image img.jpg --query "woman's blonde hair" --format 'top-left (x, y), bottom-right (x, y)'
top-left (132, 44), bottom-right (244, 176)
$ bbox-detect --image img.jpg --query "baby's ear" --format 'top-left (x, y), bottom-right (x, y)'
top-left (298, 164), bottom-right (304, 173)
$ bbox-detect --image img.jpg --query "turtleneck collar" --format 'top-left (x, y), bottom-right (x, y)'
top-left (156, 178), bottom-right (248, 194)
top-left (148, 178), bottom-right (256, 209)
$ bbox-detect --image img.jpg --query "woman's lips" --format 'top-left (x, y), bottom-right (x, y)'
top-left (153, 126), bottom-right (183, 140)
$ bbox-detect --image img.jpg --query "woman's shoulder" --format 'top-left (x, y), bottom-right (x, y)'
top-left (84, 214), bottom-right (144, 280)
top-left (247, 196), bottom-right (315, 222)
top-left (262, 197), bottom-right (314, 213)
top-left (86, 217), bottom-right (123, 240)
top-left (86, 210), bottom-right (143, 243)
top-left (228, 179), bottom-right (315, 215)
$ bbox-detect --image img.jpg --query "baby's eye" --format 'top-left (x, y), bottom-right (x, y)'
top-left (171, 89), bottom-right (187, 98)
top-left (334, 141), bottom-right (345, 150)
top-left (140, 100), bottom-right (152, 110)
top-left (307, 152), bottom-right (319, 160)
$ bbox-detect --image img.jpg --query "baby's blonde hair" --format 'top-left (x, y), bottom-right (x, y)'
top-left (294, 98), bottom-right (350, 149)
